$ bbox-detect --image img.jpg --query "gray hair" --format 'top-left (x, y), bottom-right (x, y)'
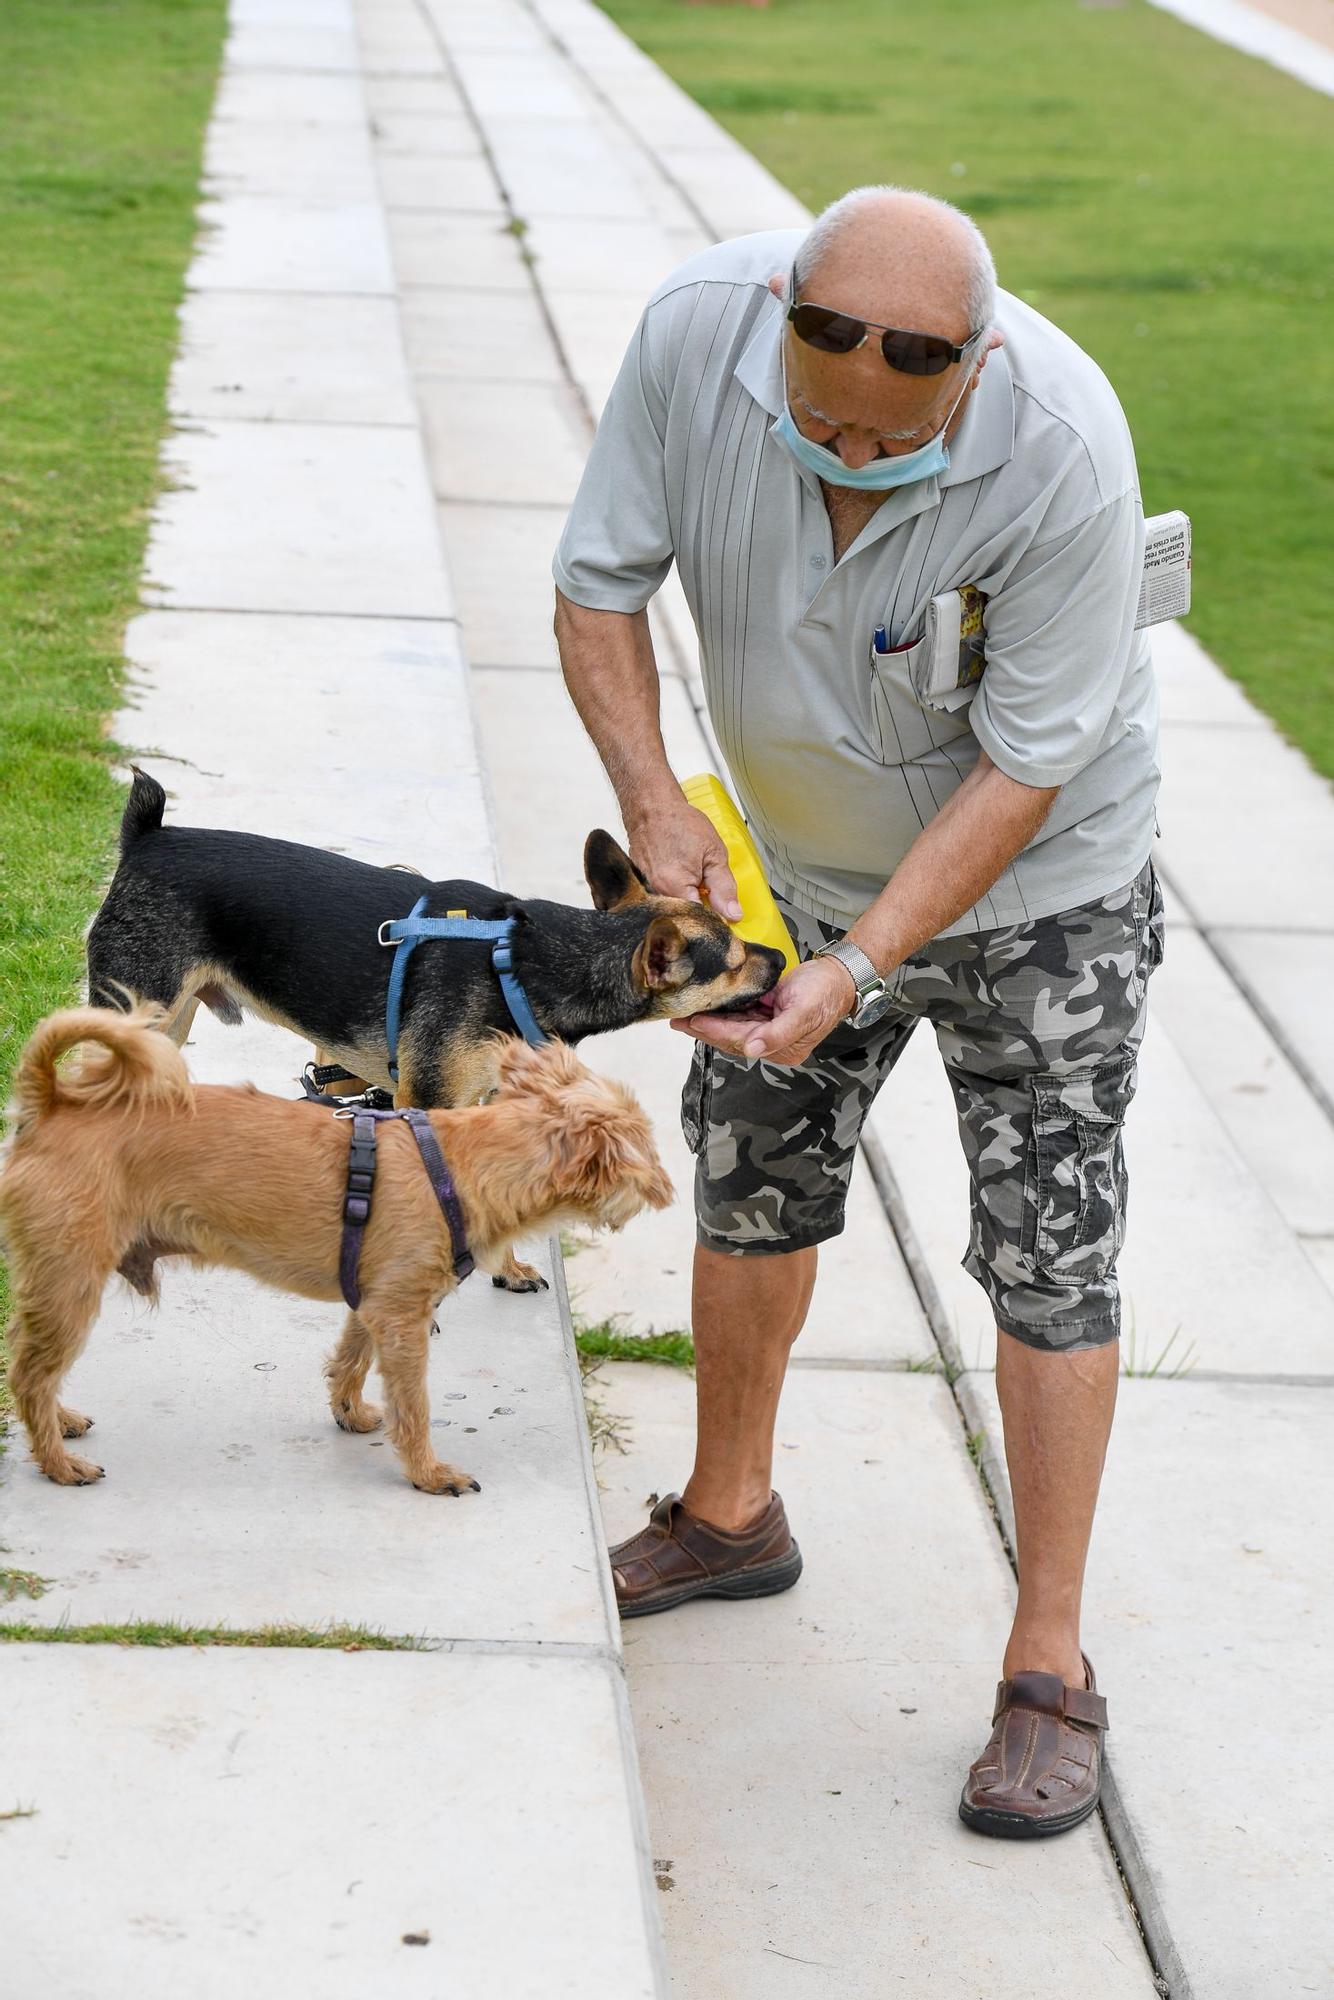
top-left (793, 185), bottom-right (997, 336)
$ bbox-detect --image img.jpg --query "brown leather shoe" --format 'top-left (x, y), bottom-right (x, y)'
top-left (610, 1491), bottom-right (802, 1619)
top-left (958, 1654), bottom-right (1108, 1839)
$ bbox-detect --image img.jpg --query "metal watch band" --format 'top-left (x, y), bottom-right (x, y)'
top-left (813, 938), bottom-right (888, 1025)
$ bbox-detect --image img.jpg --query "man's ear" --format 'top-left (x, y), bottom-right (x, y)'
top-left (585, 829), bottom-right (651, 911)
top-left (633, 916), bottom-right (691, 992)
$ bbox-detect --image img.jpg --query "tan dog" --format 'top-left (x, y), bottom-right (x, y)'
top-left (0, 1009), bottom-right (672, 1497)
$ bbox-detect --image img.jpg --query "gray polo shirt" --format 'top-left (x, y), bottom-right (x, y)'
top-left (553, 229), bottom-right (1160, 935)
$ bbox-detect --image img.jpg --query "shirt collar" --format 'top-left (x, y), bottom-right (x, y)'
top-left (733, 291), bottom-right (1017, 488)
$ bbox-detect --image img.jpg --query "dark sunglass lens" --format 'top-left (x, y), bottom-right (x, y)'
top-left (791, 304), bottom-right (865, 354)
top-left (880, 330), bottom-right (953, 376)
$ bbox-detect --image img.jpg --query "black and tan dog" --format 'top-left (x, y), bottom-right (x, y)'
top-left (86, 771), bottom-right (783, 1283)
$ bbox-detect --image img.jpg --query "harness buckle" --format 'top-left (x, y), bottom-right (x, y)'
top-left (377, 918), bottom-right (399, 947)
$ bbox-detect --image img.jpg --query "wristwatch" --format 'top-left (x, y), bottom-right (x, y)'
top-left (813, 938), bottom-right (889, 1028)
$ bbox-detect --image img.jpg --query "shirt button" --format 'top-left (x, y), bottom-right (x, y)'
top-left (811, 554), bottom-right (827, 569)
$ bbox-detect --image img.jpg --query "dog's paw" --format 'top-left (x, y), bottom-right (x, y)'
top-left (57, 1405), bottom-right (94, 1439)
top-left (332, 1397), bottom-right (384, 1435)
top-left (412, 1464), bottom-right (482, 1497)
top-left (42, 1452), bottom-right (105, 1487)
top-left (492, 1264), bottom-right (550, 1295)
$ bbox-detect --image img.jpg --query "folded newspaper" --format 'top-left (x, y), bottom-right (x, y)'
top-left (1135, 509), bottom-right (1192, 629)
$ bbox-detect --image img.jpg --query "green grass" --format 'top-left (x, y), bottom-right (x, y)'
top-left (574, 1314), bottom-right (696, 1368)
top-left (0, 1621), bottom-right (427, 1650)
top-left (599, 0), bottom-right (1334, 777)
top-left (0, 1562), bottom-right (50, 1605)
top-left (0, 0), bottom-right (226, 1403)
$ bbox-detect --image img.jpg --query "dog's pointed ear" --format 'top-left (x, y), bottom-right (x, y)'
top-left (633, 915), bottom-right (691, 993)
top-left (585, 829), bottom-right (651, 911)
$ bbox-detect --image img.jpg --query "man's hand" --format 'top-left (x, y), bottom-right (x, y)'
top-left (670, 955), bottom-right (855, 1067)
top-left (628, 802), bottom-right (742, 920)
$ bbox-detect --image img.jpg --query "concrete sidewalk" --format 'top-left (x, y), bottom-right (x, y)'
top-left (0, 5), bottom-right (664, 1994)
top-left (374, 1), bottom-right (1332, 1995)
top-left (3, 0), bottom-right (1330, 1995)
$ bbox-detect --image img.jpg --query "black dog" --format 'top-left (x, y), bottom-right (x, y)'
top-left (88, 770), bottom-right (785, 1113)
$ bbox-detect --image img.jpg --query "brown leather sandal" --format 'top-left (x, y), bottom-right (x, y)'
top-left (610, 1491), bottom-right (802, 1619)
top-left (958, 1653), bottom-right (1108, 1839)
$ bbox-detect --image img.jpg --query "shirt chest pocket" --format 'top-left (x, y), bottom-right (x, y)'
top-left (870, 586), bottom-right (987, 740)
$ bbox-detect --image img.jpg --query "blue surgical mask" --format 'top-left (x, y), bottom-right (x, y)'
top-left (774, 358), bottom-right (972, 492)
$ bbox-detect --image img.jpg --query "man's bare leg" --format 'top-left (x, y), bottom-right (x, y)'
top-left (995, 1332), bottom-right (1119, 1689)
top-left (680, 1242), bottom-right (817, 1532)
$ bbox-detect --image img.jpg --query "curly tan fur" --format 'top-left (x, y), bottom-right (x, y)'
top-left (0, 1012), bottom-right (672, 1496)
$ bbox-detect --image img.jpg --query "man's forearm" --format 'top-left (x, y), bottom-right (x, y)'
top-left (848, 754), bottom-right (1059, 974)
top-left (554, 591), bottom-right (681, 830)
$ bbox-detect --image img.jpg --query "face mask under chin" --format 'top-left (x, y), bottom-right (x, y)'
top-left (774, 356), bottom-right (972, 493)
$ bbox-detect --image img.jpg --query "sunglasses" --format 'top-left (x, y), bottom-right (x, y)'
top-left (787, 271), bottom-right (985, 377)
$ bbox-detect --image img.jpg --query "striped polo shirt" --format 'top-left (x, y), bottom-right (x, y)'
top-left (553, 229), bottom-right (1160, 935)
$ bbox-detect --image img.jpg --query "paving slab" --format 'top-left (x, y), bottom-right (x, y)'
top-left (964, 1371), bottom-right (1334, 2000)
top-left (868, 1003), bottom-right (1334, 1377)
top-left (1152, 620), bottom-right (1267, 727)
top-left (486, 118), bottom-right (655, 221)
top-left (171, 291), bottom-right (416, 425)
top-left (357, 22), bottom-right (444, 78)
top-left (144, 422), bottom-right (452, 619)
top-left (377, 151), bottom-right (505, 214)
top-left (190, 194), bottom-right (394, 295)
top-left (120, 611), bottom-right (489, 878)
top-left (421, 381), bottom-right (589, 503)
top-left (403, 287), bottom-right (563, 382)
top-left (595, 1365), bottom-right (1156, 2000)
top-left (1156, 718), bottom-right (1334, 931)
top-left (524, 214), bottom-right (681, 294)
top-left (215, 67), bottom-right (366, 124)
top-left (206, 117), bottom-right (379, 201)
top-left (448, 49), bottom-right (597, 122)
top-left (419, 0), bottom-right (537, 52)
top-left (363, 74), bottom-right (465, 117)
top-left (1149, 923), bottom-right (1334, 1238)
top-left (389, 210), bottom-right (532, 289)
top-left (0, 1648), bottom-right (661, 2000)
top-left (227, 19), bottom-right (361, 69)
top-left (435, 502), bottom-right (566, 666)
top-left (368, 106), bottom-right (477, 155)
top-left (1212, 927), bottom-right (1334, 1109)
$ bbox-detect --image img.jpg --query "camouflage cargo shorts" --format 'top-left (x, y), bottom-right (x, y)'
top-left (681, 861), bottom-right (1166, 1352)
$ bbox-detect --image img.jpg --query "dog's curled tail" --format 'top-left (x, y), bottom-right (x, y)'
top-left (8, 1006), bottom-right (191, 1140)
top-left (119, 765), bottom-right (168, 851)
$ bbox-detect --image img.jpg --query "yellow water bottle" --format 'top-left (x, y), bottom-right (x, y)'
top-left (680, 773), bottom-right (798, 975)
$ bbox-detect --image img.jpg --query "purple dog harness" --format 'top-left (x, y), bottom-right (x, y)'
top-left (336, 1107), bottom-right (474, 1311)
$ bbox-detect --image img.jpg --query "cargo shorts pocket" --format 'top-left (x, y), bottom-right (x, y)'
top-left (680, 1042), bottom-right (714, 1155)
top-left (1029, 1053), bottom-right (1139, 1284)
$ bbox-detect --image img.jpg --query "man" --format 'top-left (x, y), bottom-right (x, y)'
top-left (552, 186), bottom-right (1162, 1839)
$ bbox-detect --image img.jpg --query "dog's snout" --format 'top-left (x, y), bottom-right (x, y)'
top-left (750, 944), bottom-right (787, 991)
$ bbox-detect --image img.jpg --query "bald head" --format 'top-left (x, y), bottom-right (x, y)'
top-left (795, 186), bottom-right (996, 344)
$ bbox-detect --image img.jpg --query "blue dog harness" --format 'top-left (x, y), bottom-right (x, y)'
top-left (379, 896), bottom-right (547, 1081)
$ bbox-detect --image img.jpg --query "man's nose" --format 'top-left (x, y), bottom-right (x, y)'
top-left (834, 431), bottom-right (882, 469)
